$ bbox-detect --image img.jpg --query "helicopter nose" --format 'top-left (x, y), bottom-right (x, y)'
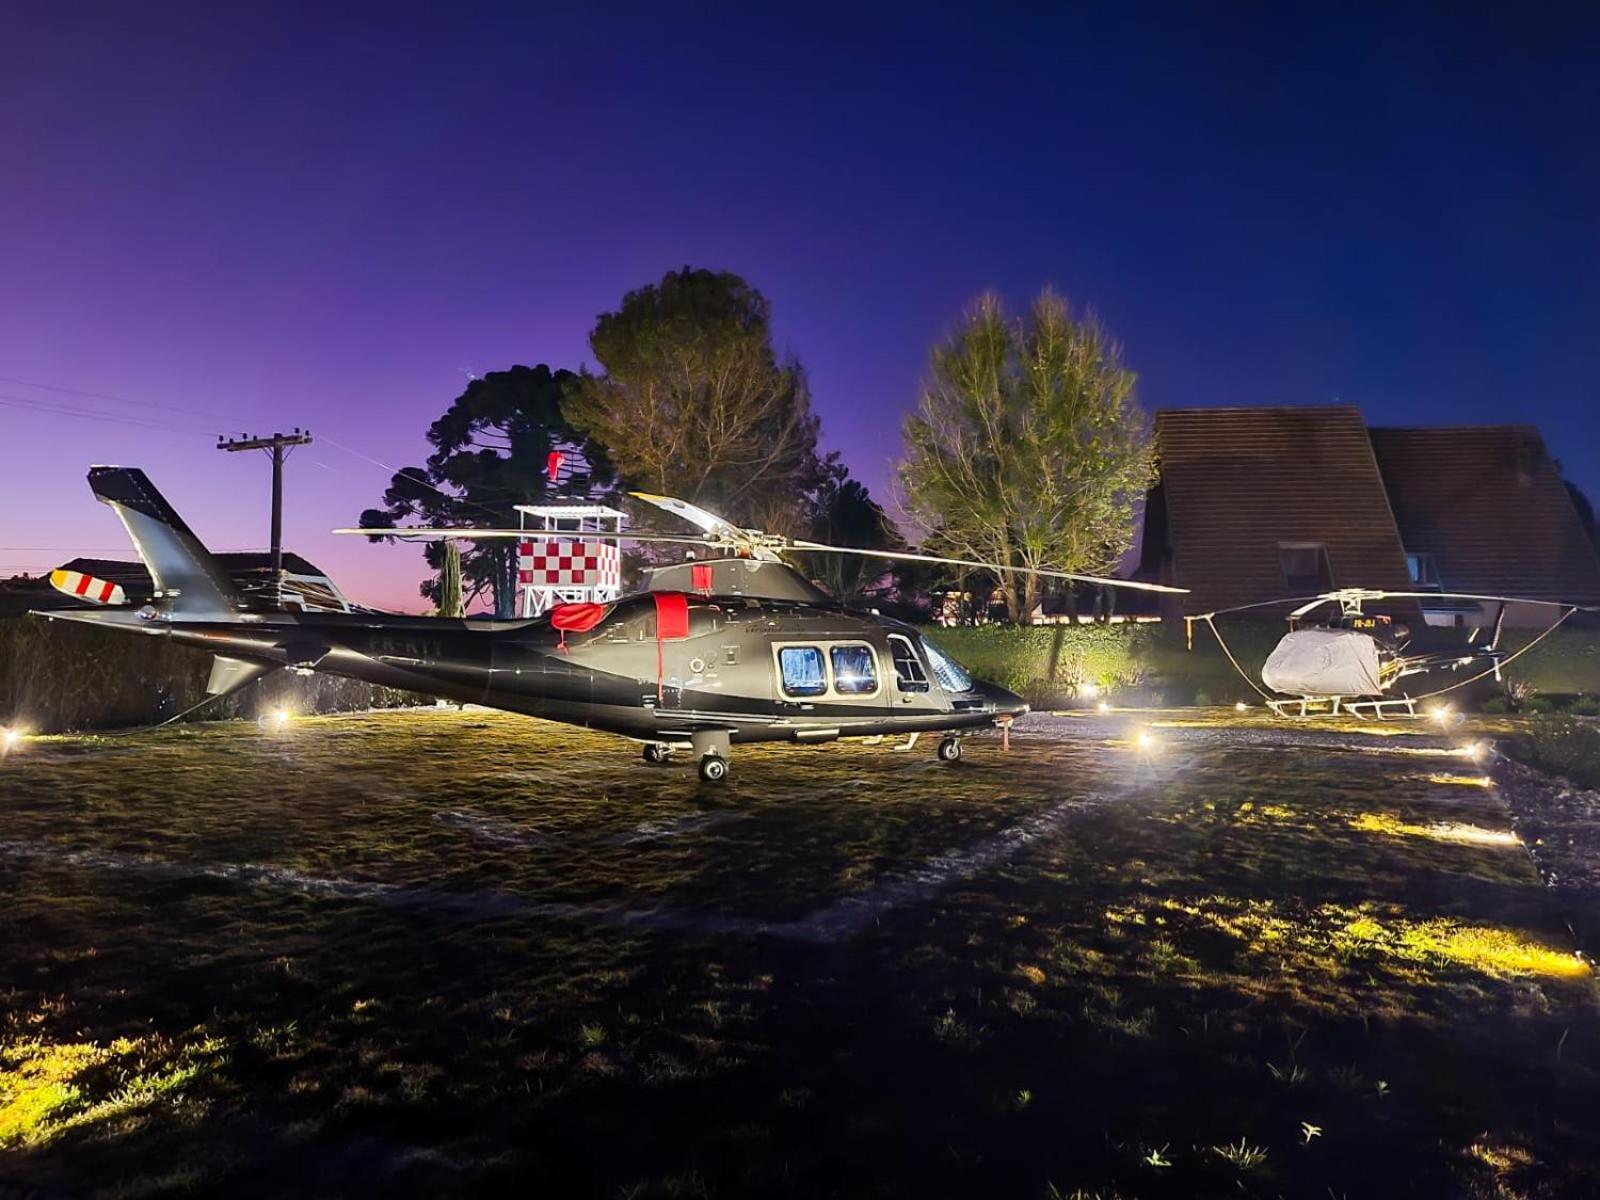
top-left (977, 680), bottom-right (1030, 719)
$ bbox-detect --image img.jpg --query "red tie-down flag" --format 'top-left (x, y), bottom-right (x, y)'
top-left (547, 450), bottom-right (566, 486)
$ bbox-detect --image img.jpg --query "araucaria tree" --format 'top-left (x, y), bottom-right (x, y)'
top-left (360, 365), bottom-right (615, 617)
top-left (898, 290), bottom-right (1155, 624)
top-left (566, 267), bottom-right (823, 532)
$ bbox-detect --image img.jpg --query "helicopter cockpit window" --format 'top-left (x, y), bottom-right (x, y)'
top-left (921, 636), bottom-right (973, 694)
top-left (778, 646), bottom-right (827, 697)
top-left (888, 634), bottom-right (929, 692)
top-left (829, 644), bottom-right (878, 696)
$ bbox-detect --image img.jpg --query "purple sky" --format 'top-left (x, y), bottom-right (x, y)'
top-left (4, 4), bottom-right (1598, 612)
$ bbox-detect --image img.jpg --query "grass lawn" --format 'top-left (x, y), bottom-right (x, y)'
top-left (1, 707), bottom-right (1597, 1198)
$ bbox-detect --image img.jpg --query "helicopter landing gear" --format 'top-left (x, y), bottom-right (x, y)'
top-left (690, 729), bottom-right (733, 784)
top-left (642, 743), bottom-right (671, 764)
top-left (936, 736), bottom-right (963, 763)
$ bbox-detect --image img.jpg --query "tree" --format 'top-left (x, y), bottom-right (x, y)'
top-left (792, 457), bottom-right (905, 603)
top-left (897, 290), bottom-right (1155, 624)
top-left (566, 267), bottom-right (823, 533)
top-left (360, 365), bottom-right (615, 617)
top-left (436, 541), bottom-right (464, 618)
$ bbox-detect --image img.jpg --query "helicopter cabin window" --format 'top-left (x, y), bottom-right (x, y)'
top-left (1278, 542), bottom-right (1332, 591)
top-left (830, 644), bottom-right (879, 696)
top-left (778, 646), bottom-right (827, 697)
top-left (1405, 551), bottom-right (1441, 590)
top-left (888, 634), bottom-right (929, 691)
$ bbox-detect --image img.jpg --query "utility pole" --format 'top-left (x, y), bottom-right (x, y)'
top-left (216, 429), bottom-right (314, 592)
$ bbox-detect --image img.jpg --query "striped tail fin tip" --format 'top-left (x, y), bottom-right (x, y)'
top-left (49, 569), bottom-right (126, 606)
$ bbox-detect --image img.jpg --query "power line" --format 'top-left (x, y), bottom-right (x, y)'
top-left (0, 392), bottom-right (215, 435)
top-left (0, 374), bottom-right (224, 422)
top-left (1, 371), bottom-right (515, 526)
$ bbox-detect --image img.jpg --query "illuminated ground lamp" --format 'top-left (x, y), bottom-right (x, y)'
top-left (1097, 700), bottom-right (1111, 713)
top-left (1, 725), bottom-right (24, 755)
top-left (1080, 682), bottom-right (1100, 699)
top-left (1235, 701), bottom-right (1249, 712)
top-left (1134, 729), bottom-right (1159, 756)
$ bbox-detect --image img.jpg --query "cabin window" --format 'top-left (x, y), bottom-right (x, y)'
top-left (888, 634), bottom-right (929, 691)
top-left (830, 644), bottom-right (879, 696)
top-left (922, 636), bottom-right (973, 694)
top-left (1405, 552), bottom-right (1441, 589)
top-left (778, 646), bottom-right (827, 697)
top-left (1279, 542), bottom-right (1333, 591)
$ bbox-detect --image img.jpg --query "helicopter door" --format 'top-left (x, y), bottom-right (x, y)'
top-left (888, 633), bottom-right (949, 712)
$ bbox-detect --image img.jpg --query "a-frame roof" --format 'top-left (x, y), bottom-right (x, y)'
top-left (1370, 425), bottom-right (1600, 606)
top-left (1153, 406), bottom-right (1414, 614)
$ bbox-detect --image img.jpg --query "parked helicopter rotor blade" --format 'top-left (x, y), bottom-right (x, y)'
top-left (1198, 587), bottom-right (1600, 623)
top-left (628, 492), bottom-right (753, 541)
top-left (778, 539), bottom-right (1190, 594)
top-left (1192, 595), bottom-right (1351, 621)
top-left (1349, 589), bottom-right (1599, 612)
top-left (331, 527), bottom-right (722, 548)
top-left (1288, 597), bottom-right (1333, 619)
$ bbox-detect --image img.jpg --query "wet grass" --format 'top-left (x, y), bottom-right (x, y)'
top-left (1, 708), bottom-right (1597, 1198)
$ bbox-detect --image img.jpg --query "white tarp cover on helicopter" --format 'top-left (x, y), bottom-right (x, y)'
top-left (1260, 628), bottom-right (1382, 697)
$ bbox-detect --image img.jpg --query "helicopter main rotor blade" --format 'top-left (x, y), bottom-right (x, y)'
top-left (1189, 595), bottom-right (1340, 621)
top-left (1287, 597), bottom-right (1333, 619)
top-left (628, 493), bottom-right (753, 540)
top-left (1196, 587), bottom-right (1600, 623)
top-left (779, 539), bottom-right (1189, 594)
top-left (1352, 589), bottom-right (1600, 612)
top-left (331, 527), bottom-right (721, 548)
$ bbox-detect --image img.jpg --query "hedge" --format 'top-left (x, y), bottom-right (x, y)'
top-left (0, 618), bottom-right (428, 733)
top-left (921, 621), bottom-right (1600, 708)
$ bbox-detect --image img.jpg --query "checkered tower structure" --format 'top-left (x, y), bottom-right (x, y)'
top-left (513, 503), bottom-right (627, 617)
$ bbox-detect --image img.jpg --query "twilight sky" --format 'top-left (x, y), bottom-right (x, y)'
top-left (3, 3), bottom-right (1597, 612)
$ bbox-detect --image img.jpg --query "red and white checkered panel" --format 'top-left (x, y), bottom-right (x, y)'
top-left (517, 540), bottom-right (621, 588)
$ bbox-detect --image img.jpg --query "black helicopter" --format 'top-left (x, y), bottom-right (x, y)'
top-left (38, 467), bottom-right (1185, 781)
top-left (1187, 587), bottom-right (1599, 719)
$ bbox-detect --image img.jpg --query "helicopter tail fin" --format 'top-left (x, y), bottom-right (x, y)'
top-left (88, 467), bottom-right (244, 620)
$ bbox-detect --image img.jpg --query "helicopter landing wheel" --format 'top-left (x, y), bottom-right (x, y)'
top-left (936, 737), bottom-right (963, 763)
top-left (642, 743), bottom-right (671, 764)
top-left (698, 754), bottom-right (729, 783)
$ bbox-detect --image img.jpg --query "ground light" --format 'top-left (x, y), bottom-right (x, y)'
top-left (1097, 700), bottom-right (1111, 713)
top-left (1, 725), bottom-right (25, 755)
top-left (1080, 682), bottom-right (1100, 699)
top-left (1235, 701), bottom-right (1248, 712)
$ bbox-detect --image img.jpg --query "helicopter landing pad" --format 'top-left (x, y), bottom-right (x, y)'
top-left (2, 707), bottom-right (1596, 1198)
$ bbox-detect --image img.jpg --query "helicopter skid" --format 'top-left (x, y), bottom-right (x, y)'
top-left (1267, 695), bottom-right (1419, 720)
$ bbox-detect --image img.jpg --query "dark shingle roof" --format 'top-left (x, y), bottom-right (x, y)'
top-left (1153, 406), bottom-right (1414, 614)
top-left (1370, 426), bottom-right (1600, 605)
